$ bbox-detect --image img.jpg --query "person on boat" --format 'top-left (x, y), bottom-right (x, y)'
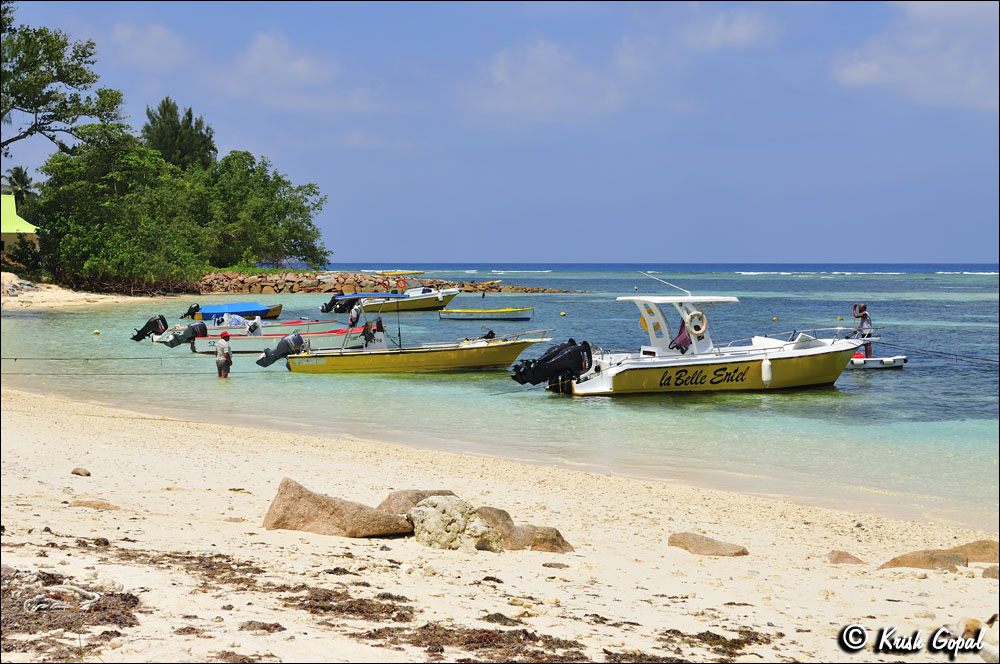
top-left (853, 303), bottom-right (874, 358)
top-left (216, 331), bottom-right (233, 378)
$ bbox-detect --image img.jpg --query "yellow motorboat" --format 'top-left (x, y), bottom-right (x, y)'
top-left (287, 329), bottom-right (551, 373)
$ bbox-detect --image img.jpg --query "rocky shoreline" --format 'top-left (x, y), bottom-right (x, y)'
top-left (197, 271), bottom-right (575, 295)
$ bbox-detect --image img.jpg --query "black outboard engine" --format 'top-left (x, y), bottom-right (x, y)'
top-left (511, 339), bottom-right (593, 387)
top-left (180, 303), bottom-right (200, 319)
top-left (158, 321), bottom-right (208, 348)
top-left (335, 297), bottom-right (359, 314)
top-left (256, 333), bottom-right (305, 368)
top-left (131, 314), bottom-right (168, 341)
top-left (319, 291), bottom-right (346, 313)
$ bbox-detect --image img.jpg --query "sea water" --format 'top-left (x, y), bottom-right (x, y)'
top-left (2, 264), bottom-right (997, 530)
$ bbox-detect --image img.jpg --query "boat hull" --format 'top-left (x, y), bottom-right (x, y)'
top-left (361, 291), bottom-right (458, 312)
top-left (288, 338), bottom-right (547, 373)
top-left (194, 303), bottom-right (282, 320)
top-left (439, 308), bottom-right (533, 321)
top-left (570, 346), bottom-right (857, 395)
top-left (192, 328), bottom-right (366, 354)
top-left (845, 355), bottom-right (907, 369)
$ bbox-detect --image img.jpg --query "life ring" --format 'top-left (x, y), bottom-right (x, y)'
top-left (396, 278), bottom-right (407, 289)
top-left (381, 279), bottom-right (390, 290)
top-left (685, 310), bottom-right (708, 336)
top-left (638, 317), bottom-right (660, 332)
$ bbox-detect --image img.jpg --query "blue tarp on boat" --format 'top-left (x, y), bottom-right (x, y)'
top-left (197, 302), bottom-right (274, 318)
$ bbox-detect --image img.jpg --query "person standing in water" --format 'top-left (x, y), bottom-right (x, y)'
top-left (853, 303), bottom-right (874, 358)
top-left (216, 331), bottom-right (233, 377)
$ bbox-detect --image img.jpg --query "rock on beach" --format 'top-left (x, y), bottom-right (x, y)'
top-left (668, 532), bottom-right (749, 557)
top-left (475, 506), bottom-right (574, 553)
top-left (407, 495), bottom-right (503, 553)
top-left (262, 477), bottom-right (412, 538)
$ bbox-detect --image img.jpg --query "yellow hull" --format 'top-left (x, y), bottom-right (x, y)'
top-left (361, 292), bottom-right (458, 312)
top-left (288, 338), bottom-right (547, 373)
top-left (579, 347), bottom-right (856, 395)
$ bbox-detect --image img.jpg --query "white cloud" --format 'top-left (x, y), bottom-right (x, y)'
top-left (682, 11), bottom-right (778, 51)
top-left (462, 39), bottom-right (625, 123)
top-left (213, 31), bottom-right (379, 113)
top-left (110, 23), bottom-right (191, 73)
top-left (832, 1), bottom-right (999, 110)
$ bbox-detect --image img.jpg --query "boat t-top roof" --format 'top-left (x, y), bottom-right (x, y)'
top-left (617, 295), bottom-right (740, 305)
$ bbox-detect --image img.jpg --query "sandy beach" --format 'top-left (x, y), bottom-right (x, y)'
top-left (2, 384), bottom-right (997, 663)
top-left (1, 273), bottom-right (165, 310)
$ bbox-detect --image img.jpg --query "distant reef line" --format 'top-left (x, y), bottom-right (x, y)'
top-left (197, 271), bottom-right (575, 295)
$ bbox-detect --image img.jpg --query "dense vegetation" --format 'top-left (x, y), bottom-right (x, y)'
top-left (1, 1), bottom-right (329, 292)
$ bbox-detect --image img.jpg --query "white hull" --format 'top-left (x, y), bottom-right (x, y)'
top-left (845, 355), bottom-right (907, 369)
top-left (192, 328), bottom-right (367, 354)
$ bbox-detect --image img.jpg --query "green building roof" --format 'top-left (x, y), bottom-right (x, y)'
top-left (1, 194), bottom-right (38, 234)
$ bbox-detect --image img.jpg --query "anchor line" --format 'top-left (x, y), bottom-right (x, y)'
top-left (873, 341), bottom-right (999, 365)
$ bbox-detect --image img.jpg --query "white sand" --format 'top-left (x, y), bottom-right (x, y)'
top-left (1, 386), bottom-right (996, 662)
top-left (1, 274), bottom-right (160, 310)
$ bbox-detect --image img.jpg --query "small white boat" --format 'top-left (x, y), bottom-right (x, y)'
top-left (159, 316), bottom-right (342, 338)
top-left (439, 307), bottom-right (534, 321)
top-left (191, 326), bottom-right (367, 354)
top-left (845, 354), bottom-right (907, 369)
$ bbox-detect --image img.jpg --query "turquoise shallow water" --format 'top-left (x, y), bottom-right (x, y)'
top-left (2, 264), bottom-right (997, 530)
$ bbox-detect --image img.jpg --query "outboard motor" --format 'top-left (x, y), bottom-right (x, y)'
top-left (319, 291), bottom-right (346, 313)
top-left (131, 314), bottom-right (168, 341)
top-left (157, 321), bottom-right (208, 348)
top-left (335, 297), bottom-right (358, 314)
top-left (511, 339), bottom-right (592, 386)
top-left (256, 333), bottom-right (305, 368)
top-left (180, 303), bottom-right (200, 319)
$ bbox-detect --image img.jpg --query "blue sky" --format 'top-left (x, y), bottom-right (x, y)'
top-left (5, 1), bottom-right (999, 263)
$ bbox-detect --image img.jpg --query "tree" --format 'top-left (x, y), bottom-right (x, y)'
top-left (1, 0), bottom-right (123, 156)
top-left (1, 164), bottom-right (36, 207)
top-left (206, 151), bottom-right (328, 268)
top-left (141, 96), bottom-right (217, 169)
top-left (35, 123), bottom-right (210, 292)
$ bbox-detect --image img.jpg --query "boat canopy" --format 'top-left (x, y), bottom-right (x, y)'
top-left (616, 295), bottom-right (739, 305)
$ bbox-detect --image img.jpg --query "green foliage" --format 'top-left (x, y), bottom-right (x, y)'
top-left (1, 164), bottom-right (36, 209)
top-left (141, 96), bottom-right (217, 170)
top-left (205, 151), bottom-right (329, 269)
top-left (5, 232), bottom-right (41, 270)
top-left (1, 0), bottom-right (124, 156)
top-left (35, 123), bottom-right (210, 292)
top-left (33, 125), bottom-right (329, 292)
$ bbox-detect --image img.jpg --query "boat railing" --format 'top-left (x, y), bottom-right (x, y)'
top-left (719, 326), bottom-right (875, 350)
top-left (459, 328), bottom-right (554, 343)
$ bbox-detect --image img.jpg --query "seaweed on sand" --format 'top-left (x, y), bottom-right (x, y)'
top-left (355, 622), bottom-right (588, 662)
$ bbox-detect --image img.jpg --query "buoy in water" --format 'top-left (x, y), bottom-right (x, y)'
top-left (93, 330), bottom-right (100, 335)
top-left (634, 286), bottom-right (638, 291)
top-left (560, 312), bottom-right (566, 316)
top-left (772, 317), bottom-right (778, 321)
top-left (836, 316), bottom-right (843, 321)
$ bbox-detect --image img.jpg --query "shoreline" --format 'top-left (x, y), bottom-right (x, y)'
top-left (2, 386), bottom-right (997, 662)
top-left (6, 378), bottom-right (995, 533)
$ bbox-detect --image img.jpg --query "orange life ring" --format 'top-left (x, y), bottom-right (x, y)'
top-left (382, 279), bottom-right (390, 290)
top-left (685, 310), bottom-right (708, 336)
top-left (396, 278), bottom-right (407, 289)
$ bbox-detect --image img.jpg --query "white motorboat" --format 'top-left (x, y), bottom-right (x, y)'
top-left (512, 279), bottom-right (865, 396)
top-left (191, 326), bottom-right (367, 355)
